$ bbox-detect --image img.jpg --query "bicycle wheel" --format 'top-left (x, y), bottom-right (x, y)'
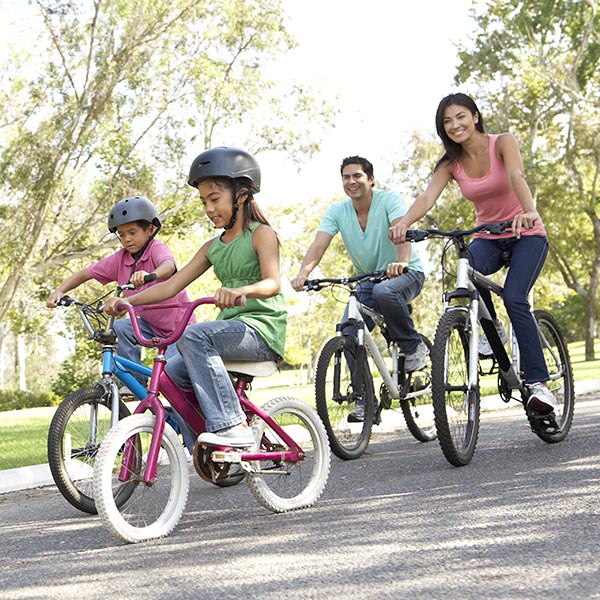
top-left (400, 335), bottom-right (436, 442)
top-left (47, 385), bottom-right (132, 514)
top-left (247, 396), bottom-right (330, 513)
top-left (529, 310), bottom-right (575, 443)
top-left (94, 414), bottom-right (189, 543)
top-left (315, 336), bottom-right (374, 460)
top-left (432, 310), bottom-right (480, 466)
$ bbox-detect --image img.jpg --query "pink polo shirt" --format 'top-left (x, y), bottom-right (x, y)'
top-left (87, 239), bottom-right (196, 337)
top-left (453, 134), bottom-right (546, 239)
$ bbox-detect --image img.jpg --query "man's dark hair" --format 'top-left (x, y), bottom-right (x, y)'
top-left (340, 155), bottom-right (374, 180)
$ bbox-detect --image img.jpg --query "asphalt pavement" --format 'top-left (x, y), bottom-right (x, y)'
top-left (0, 391), bottom-right (599, 599)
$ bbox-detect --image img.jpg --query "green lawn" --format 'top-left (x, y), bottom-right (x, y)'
top-left (1, 342), bottom-right (599, 471)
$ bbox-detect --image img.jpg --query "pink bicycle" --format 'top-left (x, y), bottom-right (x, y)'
top-left (93, 297), bottom-right (331, 543)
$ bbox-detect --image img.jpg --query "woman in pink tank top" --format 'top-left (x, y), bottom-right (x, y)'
top-left (389, 92), bottom-right (556, 414)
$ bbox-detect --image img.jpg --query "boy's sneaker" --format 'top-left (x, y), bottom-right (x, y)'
top-left (479, 321), bottom-right (508, 356)
top-left (197, 423), bottom-right (255, 448)
top-left (404, 340), bottom-right (429, 372)
top-left (527, 383), bottom-right (558, 415)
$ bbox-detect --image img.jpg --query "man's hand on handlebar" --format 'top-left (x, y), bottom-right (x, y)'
top-left (386, 262), bottom-right (408, 278)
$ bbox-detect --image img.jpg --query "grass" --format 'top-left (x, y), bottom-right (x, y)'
top-left (1, 341), bottom-right (599, 471)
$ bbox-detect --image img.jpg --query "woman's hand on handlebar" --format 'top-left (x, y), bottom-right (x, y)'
top-left (511, 211), bottom-right (540, 239)
top-left (104, 296), bottom-right (130, 317)
top-left (214, 287), bottom-right (246, 310)
top-left (388, 218), bottom-right (411, 245)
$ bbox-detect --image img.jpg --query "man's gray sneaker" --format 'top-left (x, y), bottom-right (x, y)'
top-left (404, 340), bottom-right (429, 372)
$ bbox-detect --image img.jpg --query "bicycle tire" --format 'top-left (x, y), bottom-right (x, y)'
top-left (247, 396), bottom-right (331, 512)
top-left (47, 385), bottom-right (132, 514)
top-left (432, 310), bottom-right (480, 466)
top-left (94, 414), bottom-right (189, 543)
top-left (529, 310), bottom-right (575, 443)
top-left (400, 335), bottom-right (437, 443)
top-left (315, 336), bottom-right (374, 460)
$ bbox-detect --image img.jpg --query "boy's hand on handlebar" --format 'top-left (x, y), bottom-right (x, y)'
top-left (130, 270), bottom-right (152, 288)
top-left (104, 296), bottom-right (130, 316)
top-left (386, 262), bottom-right (408, 278)
top-left (511, 211), bottom-right (539, 239)
top-left (214, 287), bottom-right (246, 310)
top-left (46, 290), bottom-right (63, 308)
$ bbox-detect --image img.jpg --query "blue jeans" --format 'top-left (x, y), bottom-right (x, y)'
top-left (468, 235), bottom-right (549, 384)
top-left (344, 269), bottom-right (425, 354)
top-left (164, 319), bottom-right (279, 432)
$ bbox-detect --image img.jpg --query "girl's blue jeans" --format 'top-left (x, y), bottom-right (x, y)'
top-left (165, 319), bottom-right (279, 432)
top-left (468, 234), bottom-right (549, 384)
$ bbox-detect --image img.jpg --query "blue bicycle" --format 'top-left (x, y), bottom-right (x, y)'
top-left (47, 283), bottom-right (194, 514)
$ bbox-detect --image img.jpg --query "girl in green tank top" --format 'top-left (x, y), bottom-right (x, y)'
top-left (105, 147), bottom-right (287, 448)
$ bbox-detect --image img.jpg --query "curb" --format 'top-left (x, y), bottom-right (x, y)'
top-left (2, 379), bottom-right (599, 495)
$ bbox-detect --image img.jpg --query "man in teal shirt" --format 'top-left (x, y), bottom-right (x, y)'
top-left (292, 155), bottom-right (427, 421)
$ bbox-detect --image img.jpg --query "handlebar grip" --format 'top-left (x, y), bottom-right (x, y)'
top-left (143, 273), bottom-right (157, 284)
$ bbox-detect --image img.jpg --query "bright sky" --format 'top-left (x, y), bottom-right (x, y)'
top-left (258, 0), bottom-right (475, 207)
top-left (0, 0), bottom-right (476, 206)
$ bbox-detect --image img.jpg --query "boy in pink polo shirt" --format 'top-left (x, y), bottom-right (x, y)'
top-left (47, 195), bottom-right (195, 380)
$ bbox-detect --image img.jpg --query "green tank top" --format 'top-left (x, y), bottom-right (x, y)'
top-left (207, 221), bottom-right (287, 358)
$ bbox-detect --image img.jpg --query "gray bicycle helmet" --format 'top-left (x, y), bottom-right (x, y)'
top-left (187, 146), bottom-right (261, 191)
top-left (107, 196), bottom-right (162, 233)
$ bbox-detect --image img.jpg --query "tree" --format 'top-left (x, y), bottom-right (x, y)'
top-left (0, 0), bottom-right (337, 390)
top-left (441, 0), bottom-right (600, 356)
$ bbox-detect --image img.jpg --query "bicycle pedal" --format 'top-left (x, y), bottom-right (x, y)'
top-left (529, 411), bottom-right (561, 435)
top-left (210, 449), bottom-right (245, 463)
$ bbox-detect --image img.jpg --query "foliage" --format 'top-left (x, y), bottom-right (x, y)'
top-left (0, 0), bottom-right (337, 391)
top-left (452, 0), bottom-right (600, 359)
top-left (0, 389), bottom-right (60, 412)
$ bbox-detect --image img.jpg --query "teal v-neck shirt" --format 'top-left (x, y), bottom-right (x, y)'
top-left (318, 189), bottom-right (423, 274)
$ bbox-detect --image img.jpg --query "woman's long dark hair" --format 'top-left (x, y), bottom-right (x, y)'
top-left (434, 93), bottom-right (485, 171)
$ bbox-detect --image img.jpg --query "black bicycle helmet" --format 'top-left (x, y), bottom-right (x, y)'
top-left (187, 146), bottom-right (261, 191)
top-left (107, 196), bottom-right (162, 233)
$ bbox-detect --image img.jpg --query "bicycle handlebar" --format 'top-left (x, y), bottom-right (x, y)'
top-left (303, 270), bottom-right (388, 292)
top-left (405, 220), bottom-right (514, 243)
top-left (121, 295), bottom-right (244, 348)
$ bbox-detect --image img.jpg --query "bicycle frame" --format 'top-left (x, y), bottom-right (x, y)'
top-left (450, 245), bottom-right (522, 392)
top-left (345, 296), bottom-right (404, 399)
top-left (119, 298), bottom-right (309, 484)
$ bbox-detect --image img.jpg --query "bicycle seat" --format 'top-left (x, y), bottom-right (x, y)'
top-left (223, 360), bottom-right (278, 377)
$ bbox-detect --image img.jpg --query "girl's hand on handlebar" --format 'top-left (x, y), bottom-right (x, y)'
top-left (386, 262), bottom-right (408, 278)
top-left (214, 287), bottom-right (246, 310)
top-left (104, 296), bottom-right (130, 316)
top-left (511, 211), bottom-right (540, 239)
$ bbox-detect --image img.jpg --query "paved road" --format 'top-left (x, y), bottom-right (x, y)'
top-left (1, 394), bottom-right (599, 599)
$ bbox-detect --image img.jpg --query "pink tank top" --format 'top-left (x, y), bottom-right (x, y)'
top-left (452, 134), bottom-right (546, 239)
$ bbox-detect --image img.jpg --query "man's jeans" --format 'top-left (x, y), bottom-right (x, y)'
top-left (165, 319), bottom-right (279, 432)
top-left (468, 235), bottom-right (549, 384)
top-left (343, 269), bottom-right (425, 355)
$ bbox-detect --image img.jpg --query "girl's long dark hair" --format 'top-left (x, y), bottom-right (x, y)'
top-left (434, 93), bottom-right (485, 171)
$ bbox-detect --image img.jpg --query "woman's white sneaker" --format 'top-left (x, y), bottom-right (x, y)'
top-left (527, 383), bottom-right (557, 415)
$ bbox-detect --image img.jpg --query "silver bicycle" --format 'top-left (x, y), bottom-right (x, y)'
top-left (304, 271), bottom-right (435, 460)
top-left (407, 222), bottom-right (575, 467)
